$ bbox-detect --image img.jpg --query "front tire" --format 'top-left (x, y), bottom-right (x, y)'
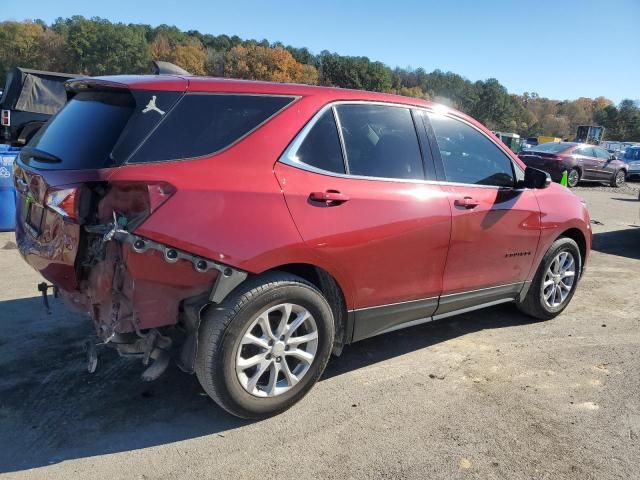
top-left (517, 237), bottom-right (582, 320)
top-left (195, 272), bottom-right (335, 419)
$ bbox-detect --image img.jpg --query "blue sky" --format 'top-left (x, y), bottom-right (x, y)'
top-left (2, 0), bottom-right (638, 103)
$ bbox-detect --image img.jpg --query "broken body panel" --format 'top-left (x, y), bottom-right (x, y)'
top-left (13, 76), bottom-right (334, 349)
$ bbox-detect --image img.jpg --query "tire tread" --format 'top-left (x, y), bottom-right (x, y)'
top-left (195, 272), bottom-right (333, 418)
top-left (517, 237), bottom-right (581, 320)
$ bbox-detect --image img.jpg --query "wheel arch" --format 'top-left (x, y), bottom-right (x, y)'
top-left (559, 228), bottom-right (587, 273)
top-left (568, 164), bottom-right (583, 181)
top-left (261, 263), bottom-right (351, 354)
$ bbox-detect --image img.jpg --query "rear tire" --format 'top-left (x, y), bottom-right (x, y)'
top-left (195, 271), bottom-right (335, 419)
top-left (567, 168), bottom-right (580, 188)
top-left (611, 169), bottom-right (626, 188)
top-left (517, 237), bottom-right (582, 320)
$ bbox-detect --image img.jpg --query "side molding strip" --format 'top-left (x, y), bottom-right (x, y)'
top-left (352, 297), bottom-right (438, 342)
top-left (351, 282), bottom-right (524, 342)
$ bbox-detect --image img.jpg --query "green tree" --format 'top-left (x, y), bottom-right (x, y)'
top-left (1, 17), bottom-right (637, 141)
top-left (0, 21), bottom-right (65, 80)
top-left (319, 51), bottom-right (392, 92)
top-left (224, 45), bottom-right (318, 84)
top-left (53, 16), bottom-right (150, 75)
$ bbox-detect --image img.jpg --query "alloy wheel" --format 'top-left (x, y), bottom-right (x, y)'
top-left (567, 169), bottom-right (579, 187)
top-left (235, 303), bottom-right (318, 397)
top-left (615, 170), bottom-right (626, 187)
top-left (542, 251), bottom-right (576, 308)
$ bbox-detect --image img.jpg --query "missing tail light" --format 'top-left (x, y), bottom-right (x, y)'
top-left (46, 187), bottom-right (79, 222)
top-left (94, 181), bottom-right (175, 231)
top-left (147, 182), bottom-right (176, 213)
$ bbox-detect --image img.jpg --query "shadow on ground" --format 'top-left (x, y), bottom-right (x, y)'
top-left (592, 227), bottom-right (640, 260)
top-left (612, 197), bottom-right (640, 202)
top-left (0, 296), bottom-right (534, 473)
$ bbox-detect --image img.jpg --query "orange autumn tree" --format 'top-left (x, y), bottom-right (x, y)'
top-left (173, 39), bottom-right (207, 76)
top-left (150, 34), bottom-right (207, 75)
top-left (224, 45), bottom-right (318, 84)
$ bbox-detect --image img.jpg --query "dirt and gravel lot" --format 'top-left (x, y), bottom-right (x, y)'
top-left (0, 184), bottom-right (639, 480)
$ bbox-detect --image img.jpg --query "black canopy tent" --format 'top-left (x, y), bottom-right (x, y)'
top-left (0, 67), bottom-right (81, 144)
top-left (0, 67), bottom-right (80, 113)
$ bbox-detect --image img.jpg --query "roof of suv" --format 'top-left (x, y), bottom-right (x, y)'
top-left (83, 74), bottom-right (434, 108)
top-left (68, 74), bottom-right (500, 149)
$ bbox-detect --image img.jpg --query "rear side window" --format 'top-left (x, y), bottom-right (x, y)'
top-left (575, 147), bottom-right (595, 157)
top-left (129, 94), bottom-right (294, 163)
top-left (335, 104), bottom-right (424, 180)
top-left (292, 109), bottom-right (345, 173)
top-left (25, 91), bottom-right (134, 170)
top-left (428, 113), bottom-right (514, 187)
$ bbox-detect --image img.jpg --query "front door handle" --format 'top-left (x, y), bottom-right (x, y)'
top-left (453, 196), bottom-right (479, 209)
top-left (309, 190), bottom-right (350, 206)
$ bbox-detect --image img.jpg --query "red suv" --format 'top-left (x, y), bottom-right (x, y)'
top-left (14, 76), bottom-right (591, 418)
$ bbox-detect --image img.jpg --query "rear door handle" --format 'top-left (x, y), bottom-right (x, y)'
top-left (309, 190), bottom-right (350, 206)
top-left (453, 196), bottom-right (479, 209)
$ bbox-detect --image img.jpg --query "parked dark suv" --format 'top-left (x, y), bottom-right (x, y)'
top-left (14, 75), bottom-right (591, 418)
top-left (518, 142), bottom-right (628, 188)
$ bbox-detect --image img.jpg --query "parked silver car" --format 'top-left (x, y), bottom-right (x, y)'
top-left (622, 146), bottom-right (640, 180)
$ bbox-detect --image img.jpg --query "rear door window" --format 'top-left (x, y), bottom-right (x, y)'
top-left (286, 109), bottom-right (345, 173)
top-left (427, 113), bottom-right (515, 187)
top-left (334, 104), bottom-right (424, 180)
top-left (128, 94), bottom-right (295, 163)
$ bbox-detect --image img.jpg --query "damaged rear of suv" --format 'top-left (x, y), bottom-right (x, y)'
top-left (14, 76), bottom-right (297, 392)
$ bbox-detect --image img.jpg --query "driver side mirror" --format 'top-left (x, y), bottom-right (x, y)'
top-left (523, 167), bottom-right (551, 189)
top-left (609, 154), bottom-right (616, 161)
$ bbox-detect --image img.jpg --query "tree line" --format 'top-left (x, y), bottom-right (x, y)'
top-left (1, 17), bottom-right (638, 141)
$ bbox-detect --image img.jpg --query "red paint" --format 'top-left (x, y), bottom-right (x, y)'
top-left (440, 185), bottom-right (542, 293)
top-left (274, 163), bottom-right (451, 308)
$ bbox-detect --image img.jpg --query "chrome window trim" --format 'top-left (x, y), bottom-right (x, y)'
top-left (331, 106), bottom-right (350, 174)
top-left (278, 100), bottom-right (525, 188)
top-left (280, 100), bottom-right (430, 183)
